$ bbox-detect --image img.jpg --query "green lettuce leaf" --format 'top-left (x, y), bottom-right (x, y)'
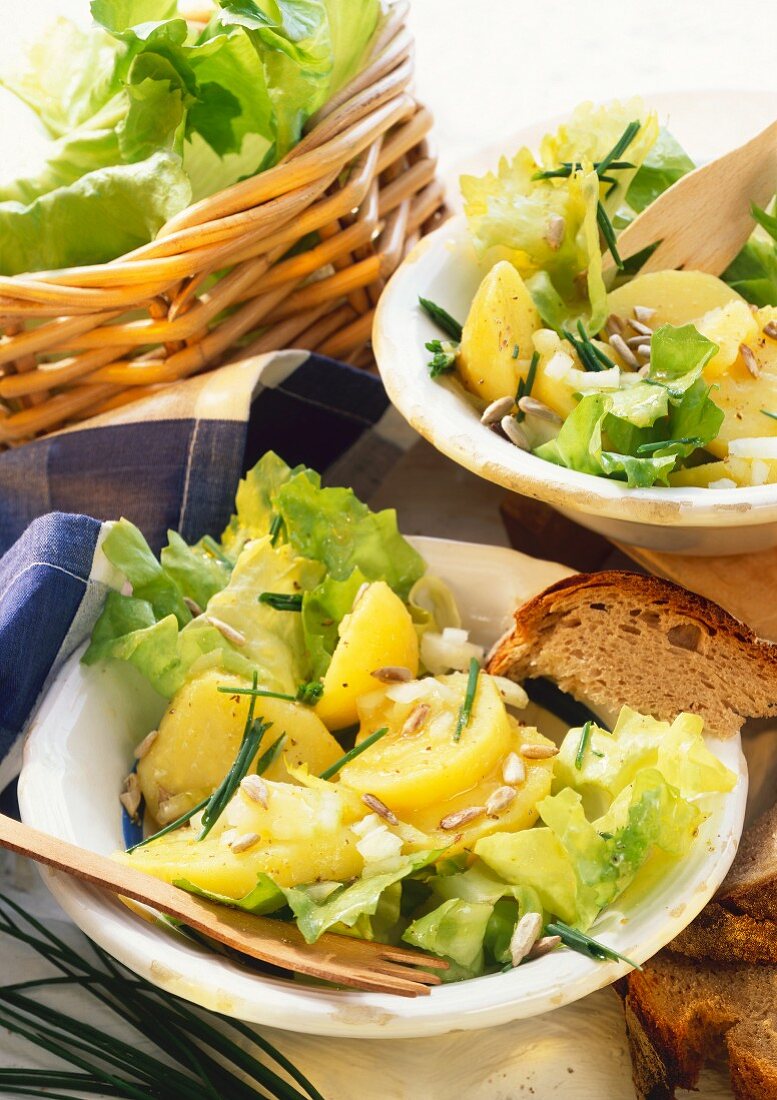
top-left (461, 149), bottom-right (607, 334)
top-left (175, 873), bottom-right (286, 915)
top-left (220, 451), bottom-right (306, 556)
top-left (474, 828), bottom-right (582, 927)
top-left (722, 203), bottom-right (777, 307)
top-left (626, 128), bottom-right (695, 214)
top-left (647, 323), bottom-right (718, 396)
top-left (301, 568), bottom-right (367, 681)
top-left (276, 472), bottom-right (425, 599)
top-left (283, 850), bottom-right (441, 944)
top-left (0, 151), bottom-right (191, 275)
top-left (159, 531), bottom-right (232, 611)
top-left (98, 519), bottom-right (192, 627)
top-left (403, 899), bottom-right (492, 975)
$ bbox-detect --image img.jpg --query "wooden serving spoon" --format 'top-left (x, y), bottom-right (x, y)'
top-left (0, 813), bottom-right (447, 997)
top-left (604, 118), bottom-right (777, 276)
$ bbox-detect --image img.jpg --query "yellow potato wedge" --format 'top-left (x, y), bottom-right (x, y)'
top-left (458, 261), bottom-right (541, 404)
top-left (137, 669), bottom-right (342, 823)
top-left (339, 673), bottom-right (515, 815)
top-left (122, 779), bottom-right (366, 895)
top-left (314, 581), bottom-right (419, 731)
top-left (606, 270), bottom-right (744, 331)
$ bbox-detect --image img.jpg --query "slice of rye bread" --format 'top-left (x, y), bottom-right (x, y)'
top-left (717, 802), bottom-right (777, 921)
top-left (672, 803), bottom-right (777, 963)
top-left (487, 570), bottom-right (777, 738)
top-left (616, 952), bottom-right (777, 1100)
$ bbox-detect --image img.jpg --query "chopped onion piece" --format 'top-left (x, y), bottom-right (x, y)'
top-left (708, 478), bottom-right (737, 490)
top-left (385, 679), bottom-right (433, 704)
top-left (442, 627), bottom-right (469, 645)
top-left (751, 459), bottom-right (770, 486)
top-left (566, 366), bottom-right (620, 391)
top-left (352, 813), bottom-right (383, 837)
top-left (490, 675), bottom-right (529, 709)
top-left (355, 823), bottom-right (403, 864)
top-left (729, 437), bottom-right (777, 460)
top-left (421, 630), bottom-right (484, 675)
top-left (543, 350), bottom-right (574, 380)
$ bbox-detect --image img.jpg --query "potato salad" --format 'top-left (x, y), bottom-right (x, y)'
top-left (421, 100), bottom-right (777, 489)
top-left (87, 453), bottom-right (735, 981)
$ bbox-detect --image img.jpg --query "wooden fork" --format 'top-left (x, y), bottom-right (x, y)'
top-left (604, 118), bottom-right (777, 277)
top-left (0, 814), bottom-right (447, 997)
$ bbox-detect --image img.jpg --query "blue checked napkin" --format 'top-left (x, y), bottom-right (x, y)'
top-left (0, 351), bottom-right (412, 801)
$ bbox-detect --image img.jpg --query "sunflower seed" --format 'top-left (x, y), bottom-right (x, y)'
top-left (633, 305), bottom-right (656, 323)
top-left (133, 729), bottom-right (158, 760)
top-left (500, 416), bottom-right (530, 451)
top-left (240, 774), bottom-right (269, 807)
top-left (486, 785), bottom-right (517, 817)
top-left (520, 742), bottom-right (559, 759)
top-left (402, 703), bottom-right (431, 737)
top-left (605, 314), bottom-right (627, 337)
top-left (440, 805), bottom-right (485, 831)
top-left (371, 666), bottom-right (414, 683)
top-left (230, 831), bottom-right (260, 853)
top-left (764, 321), bottom-right (777, 340)
top-left (625, 333), bottom-right (651, 347)
top-left (637, 364), bottom-right (651, 378)
top-left (119, 773), bottom-right (142, 820)
top-left (740, 343), bottom-right (760, 377)
top-left (609, 333), bottom-right (638, 368)
top-left (480, 396), bottom-right (515, 425)
top-left (518, 396), bottom-right (563, 425)
top-left (629, 318), bottom-right (654, 337)
top-left (635, 343), bottom-right (652, 359)
top-left (183, 596), bottom-right (203, 617)
top-left (362, 793), bottom-right (399, 825)
top-left (544, 214), bottom-right (566, 251)
top-left (206, 616), bottom-right (246, 647)
top-left (502, 752), bottom-right (526, 785)
top-left (509, 911), bottom-right (543, 966)
top-left (526, 934), bottom-right (562, 960)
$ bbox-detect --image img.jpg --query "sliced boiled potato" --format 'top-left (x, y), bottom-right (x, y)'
top-left (696, 299), bottom-right (760, 378)
top-left (529, 329), bottom-right (584, 419)
top-left (314, 581), bottom-right (419, 732)
top-left (402, 721), bottom-right (555, 853)
top-left (340, 672), bottom-right (515, 815)
top-left (605, 270), bottom-right (744, 331)
top-left (705, 338), bottom-right (777, 460)
top-left (137, 669), bottom-right (342, 823)
top-left (121, 778), bottom-right (366, 896)
top-left (458, 261), bottom-right (541, 404)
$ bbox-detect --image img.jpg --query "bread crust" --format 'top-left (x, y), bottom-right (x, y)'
top-left (487, 569), bottom-right (777, 738)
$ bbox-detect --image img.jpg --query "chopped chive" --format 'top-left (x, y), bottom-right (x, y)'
top-left (575, 721), bottom-right (593, 770)
top-left (269, 514), bottom-right (283, 546)
top-left (418, 296), bottom-right (463, 341)
top-left (201, 535), bottom-right (232, 566)
top-left (256, 733), bottom-right (286, 776)
top-left (761, 409), bottom-right (777, 421)
top-left (563, 327), bottom-right (601, 372)
top-left (512, 343), bottom-right (520, 359)
top-left (592, 749), bottom-right (605, 758)
top-left (319, 727), bottom-right (390, 780)
top-left (217, 684), bottom-right (296, 702)
top-left (199, 672), bottom-right (270, 840)
top-left (126, 795), bottom-right (209, 853)
top-left (577, 321), bottom-right (616, 369)
top-left (636, 436), bottom-right (703, 455)
top-left (425, 338), bottom-right (459, 378)
top-left (296, 680), bottom-right (324, 705)
top-left (595, 121), bottom-right (641, 176)
top-left (515, 351), bottom-right (539, 421)
top-left (546, 920), bottom-right (641, 970)
top-left (453, 658), bottom-right (480, 743)
top-left (597, 201), bottom-right (623, 268)
top-left (258, 592), bottom-right (303, 611)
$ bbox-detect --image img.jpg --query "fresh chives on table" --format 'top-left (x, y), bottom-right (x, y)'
top-left (319, 727), bottom-right (389, 780)
top-left (453, 658), bottom-right (480, 742)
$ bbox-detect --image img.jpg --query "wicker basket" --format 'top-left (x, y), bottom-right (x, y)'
top-left (0, 2), bottom-right (445, 444)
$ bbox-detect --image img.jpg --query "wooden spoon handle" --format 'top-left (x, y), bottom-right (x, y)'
top-left (0, 814), bottom-right (440, 994)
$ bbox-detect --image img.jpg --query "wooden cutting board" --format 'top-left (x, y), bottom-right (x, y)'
top-left (500, 495), bottom-right (777, 641)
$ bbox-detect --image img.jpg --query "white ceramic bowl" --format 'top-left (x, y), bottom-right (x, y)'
top-left (373, 90), bottom-right (777, 555)
top-left (18, 536), bottom-right (747, 1038)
